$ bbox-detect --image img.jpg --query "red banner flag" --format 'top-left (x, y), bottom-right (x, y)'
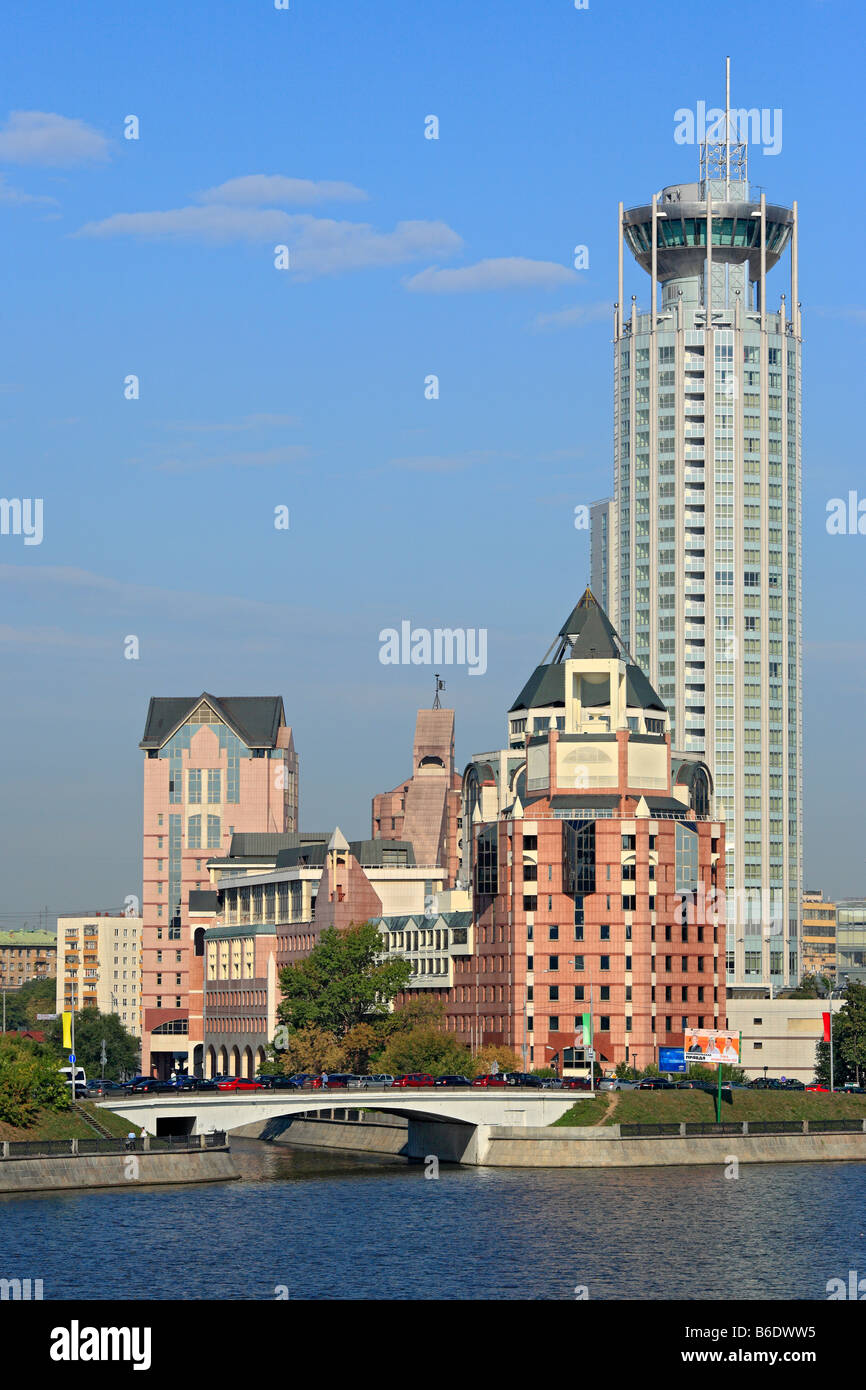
top-left (822, 1012), bottom-right (831, 1042)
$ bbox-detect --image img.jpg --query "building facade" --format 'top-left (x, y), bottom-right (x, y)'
top-left (592, 69), bottom-right (802, 993)
top-left (0, 930), bottom-right (56, 994)
top-left (835, 900), bottom-right (866, 987)
top-left (432, 589), bottom-right (726, 1071)
top-left (56, 913), bottom-right (142, 1035)
top-left (727, 996), bottom-right (842, 1082)
top-left (139, 693), bottom-right (298, 1077)
top-left (371, 707), bottom-right (462, 888)
top-left (801, 890), bottom-right (836, 981)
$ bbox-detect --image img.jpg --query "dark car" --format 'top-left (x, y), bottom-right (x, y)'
top-left (267, 1075), bottom-right (303, 1089)
top-left (129, 1078), bottom-right (175, 1094)
top-left (433, 1075), bottom-right (473, 1087)
top-left (472, 1073), bottom-right (507, 1088)
top-left (559, 1077), bottom-right (590, 1091)
top-left (168, 1074), bottom-right (198, 1091)
top-left (190, 1078), bottom-right (218, 1091)
top-left (290, 1074), bottom-right (316, 1088)
top-left (392, 1073), bottom-right (435, 1088)
top-left (86, 1078), bottom-right (125, 1095)
top-left (638, 1078), bottom-right (676, 1090)
top-left (505, 1072), bottom-right (545, 1088)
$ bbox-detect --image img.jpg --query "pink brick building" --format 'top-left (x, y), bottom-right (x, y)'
top-left (139, 694), bottom-right (297, 1077)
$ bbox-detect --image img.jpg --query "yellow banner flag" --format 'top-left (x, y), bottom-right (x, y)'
top-left (62, 1012), bottom-right (72, 1049)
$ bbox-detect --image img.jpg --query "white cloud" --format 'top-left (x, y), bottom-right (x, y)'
top-left (531, 302), bottom-right (611, 331)
top-left (0, 110), bottom-right (109, 166)
top-left (76, 203), bottom-right (462, 277)
top-left (0, 174), bottom-right (58, 206)
top-left (404, 257), bottom-right (578, 293)
top-left (197, 175), bottom-right (367, 206)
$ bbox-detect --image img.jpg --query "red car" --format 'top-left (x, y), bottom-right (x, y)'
top-left (392, 1073), bottom-right (434, 1088)
top-left (805, 1084), bottom-right (830, 1093)
top-left (215, 1077), bottom-right (264, 1092)
top-left (472, 1073), bottom-right (507, 1088)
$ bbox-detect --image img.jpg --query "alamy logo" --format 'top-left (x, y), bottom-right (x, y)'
top-left (0, 497), bottom-right (42, 545)
top-left (0, 1277), bottom-right (43, 1300)
top-left (379, 622), bottom-right (487, 676)
top-left (673, 102), bottom-right (782, 156)
top-left (826, 493), bottom-right (866, 535)
top-left (50, 1321), bottom-right (152, 1371)
top-left (826, 1270), bottom-right (866, 1300)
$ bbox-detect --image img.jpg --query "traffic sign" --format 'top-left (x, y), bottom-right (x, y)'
top-left (586, 1048), bottom-right (596, 1062)
top-left (37, 1013), bottom-right (58, 1021)
top-left (68, 1053), bottom-right (76, 1064)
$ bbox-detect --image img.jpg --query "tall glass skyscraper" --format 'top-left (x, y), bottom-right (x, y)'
top-left (592, 65), bottom-right (802, 991)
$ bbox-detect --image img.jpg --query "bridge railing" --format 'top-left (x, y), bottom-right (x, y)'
top-left (0, 1132), bottom-right (228, 1159)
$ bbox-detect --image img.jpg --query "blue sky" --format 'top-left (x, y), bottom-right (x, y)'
top-left (0, 0), bottom-right (864, 919)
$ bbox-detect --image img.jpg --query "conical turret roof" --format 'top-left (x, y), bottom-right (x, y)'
top-left (509, 587), bottom-right (666, 714)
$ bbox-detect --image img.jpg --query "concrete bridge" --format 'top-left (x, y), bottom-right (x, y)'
top-left (98, 1087), bottom-right (583, 1165)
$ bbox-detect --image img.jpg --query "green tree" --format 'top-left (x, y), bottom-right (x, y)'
top-left (782, 973), bottom-right (832, 1000)
top-left (378, 1027), bottom-right (474, 1078)
top-left (815, 983), bottom-right (866, 1086)
top-left (474, 1044), bottom-right (522, 1077)
top-left (47, 1007), bottom-right (140, 1081)
top-left (0, 1035), bottom-right (70, 1127)
top-left (1, 976), bottom-right (56, 1031)
top-left (277, 921), bottom-right (411, 1038)
top-left (270, 1025), bottom-right (346, 1075)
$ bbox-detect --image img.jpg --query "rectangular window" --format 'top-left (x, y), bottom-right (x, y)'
top-left (188, 769), bottom-right (202, 803)
top-left (208, 770), bottom-right (221, 803)
top-left (207, 815), bottom-right (221, 849)
top-left (188, 814), bottom-right (202, 850)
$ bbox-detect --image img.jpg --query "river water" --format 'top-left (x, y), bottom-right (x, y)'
top-left (2, 1140), bottom-right (864, 1300)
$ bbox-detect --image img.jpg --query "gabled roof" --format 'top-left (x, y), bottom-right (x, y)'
top-left (140, 694), bottom-right (285, 749)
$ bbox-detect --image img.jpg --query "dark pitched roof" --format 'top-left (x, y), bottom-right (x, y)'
top-left (510, 588), bottom-right (665, 714)
top-left (140, 694), bottom-right (285, 749)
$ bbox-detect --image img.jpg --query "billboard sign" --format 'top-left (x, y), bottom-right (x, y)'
top-left (684, 1028), bottom-right (740, 1064)
top-left (659, 1047), bottom-right (686, 1073)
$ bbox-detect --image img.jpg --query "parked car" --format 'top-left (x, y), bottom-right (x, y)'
top-left (358, 1074), bottom-right (394, 1089)
top-left (191, 1078), bottom-right (218, 1091)
top-left (596, 1078), bottom-right (616, 1092)
top-left (309, 1074), bottom-right (362, 1090)
top-left (559, 1078), bottom-right (588, 1091)
top-left (610, 1079), bottom-right (640, 1091)
top-left (86, 1078), bottom-right (125, 1095)
top-left (215, 1077), bottom-right (265, 1092)
top-left (472, 1073), bottom-right (508, 1088)
top-left (638, 1078), bottom-right (677, 1090)
top-left (805, 1084), bottom-right (830, 1093)
top-left (290, 1074), bottom-right (316, 1088)
top-left (265, 1075), bottom-right (303, 1090)
top-left (505, 1072), bottom-right (545, 1088)
top-left (129, 1078), bottom-right (175, 1094)
top-left (392, 1073), bottom-right (435, 1088)
top-left (675, 1080), bottom-right (695, 1090)
top-left (433, 1075), bottom-right (473, 1087)
top-left (168, 1074), bottom-right (198, 1091)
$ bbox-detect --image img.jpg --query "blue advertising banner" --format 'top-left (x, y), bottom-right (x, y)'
top-left (659, 1047), bottom-right (686, 1073)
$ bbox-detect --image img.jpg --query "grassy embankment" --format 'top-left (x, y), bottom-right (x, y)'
top-left (0, 1102), bottom-right (141, 1143)
top-left (553, 1090), bottom-right (866, 1127)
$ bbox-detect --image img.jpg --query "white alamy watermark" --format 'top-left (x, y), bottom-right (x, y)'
top-left (0, 497), bottom-right (42, 545)
top-left (0, 1276), bottom-right (43, 1300)
top-left (674, 102), bottom-right (782, 156)
top-left (676, 885), bottom-right (785, 934)
top-left (379, 622), bottom-right (487, 676)
top-left (827, 1270), bottom-right (866, 1300)
top-left (49, 1323), bottom-right (151, 1371)
top-left (826, 493), bottom-right (866, 535)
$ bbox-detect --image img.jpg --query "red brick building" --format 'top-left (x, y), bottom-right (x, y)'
top-left (390, 589), bottom-right (726, 1072)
